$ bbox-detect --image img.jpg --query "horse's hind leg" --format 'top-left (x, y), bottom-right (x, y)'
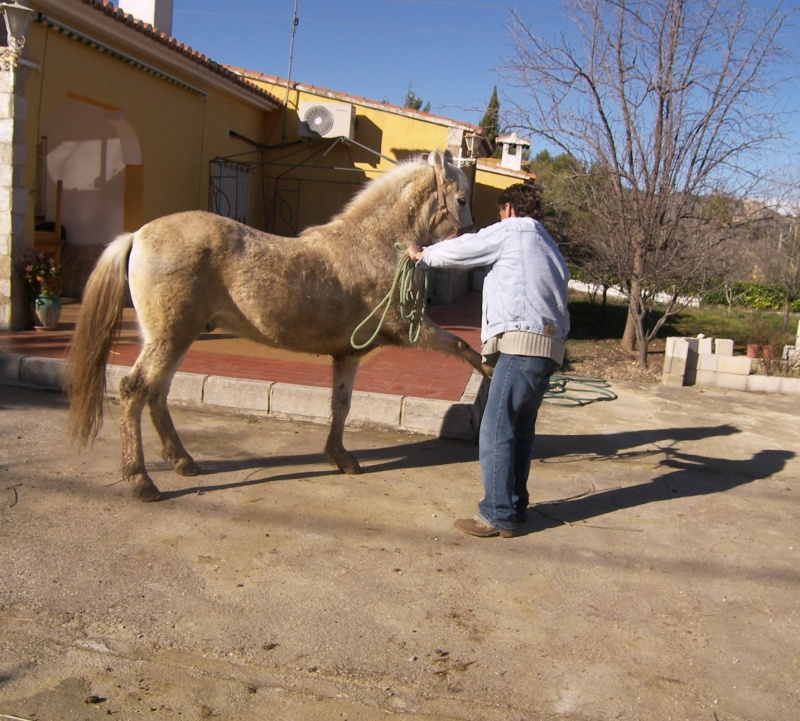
top-left (119, 361), bottom-right (163, 501)
top-left (119, 342), bottom-right (198, 501)
top-left (324, 354), bottom-right (361, 474)
top-left (148, 382), bottom-right (201, 477)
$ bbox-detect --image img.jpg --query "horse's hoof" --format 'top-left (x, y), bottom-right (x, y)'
top-left (340, 460), bottom-right (362, 475)
top-left (174, 457), bottom-right (201, 476)
top-left (325, 449), bottom-right (361, 475)
top-left (132, 480), bottom-right (162, 502)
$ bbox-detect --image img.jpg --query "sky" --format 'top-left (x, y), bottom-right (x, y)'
top-left (171, 0), bottom-right (800, 175)
top-left (171, 0), bottom-right (555, 128)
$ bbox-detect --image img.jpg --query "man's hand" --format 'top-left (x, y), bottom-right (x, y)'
top-left (407, 245), bottom-right (424, 262)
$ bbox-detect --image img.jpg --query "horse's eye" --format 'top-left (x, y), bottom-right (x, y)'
top-left (457, 197), bottom-right (467, 206)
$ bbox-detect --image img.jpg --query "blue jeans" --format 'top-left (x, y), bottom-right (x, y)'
top-left (477, 354), bottom-right (558, 531)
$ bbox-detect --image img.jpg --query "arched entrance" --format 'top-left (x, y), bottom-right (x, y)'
top-left (42, 95), bottom-right (142, 296)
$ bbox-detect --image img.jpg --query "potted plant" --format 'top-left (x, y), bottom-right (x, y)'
top-left (744, 311), bottom-right (770, 358)
top-left (18, 250), bottom-right (63, 329)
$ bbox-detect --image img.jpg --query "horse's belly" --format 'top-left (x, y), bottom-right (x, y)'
top-left (214, 307), bottom-right (358, 357)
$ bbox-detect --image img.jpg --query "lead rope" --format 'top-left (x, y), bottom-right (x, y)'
top-left (350, 244), bottom-right (429, 350)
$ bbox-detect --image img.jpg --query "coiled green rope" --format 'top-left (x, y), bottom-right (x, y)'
top-left (350, 246), bottom-right (429, 350)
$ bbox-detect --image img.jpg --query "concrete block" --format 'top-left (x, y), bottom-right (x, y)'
top-left (19, 356), bottom-right (64, 390)
top-left (270, 383), bottom-right (331, 423)
top-left (204, 375), bottom-right (271, 412)
top-left (0, 117), bottom-right (13, 144)
top-left (665, 337), bottom-right (691, 359)
top-left (693, 370), bottom-right (717, 388)
top-left (746, 375), bottom-right (781, 394)
top-left (779, 377), bottom-right (800, 396)
top-left (716, 355), bottom-right (752, 376)
top-left (663, 355), bottom-right (687, 377)
top-left (461, 369), bottom-right (488, 404)
top-left (0, 351), bottom-right (22, 384)
top-left (697, 337), bottom-right (713, 355)
top-left (348, 390), bottom-right (402, 428)
top-left (661, 373), bottom-right (686, 387)
top-left (167, 371), bottom-right (207, 404)
top-left (401, 396), bottom-right (476, 440)
top-left (715, 338), bottom-right (734, 356)
top-left (697, 353), bottom-right (718, 372)
top-left (712, 373), bottom-right (749, 392)
top-left (104, 364), bottom-right (130, 399)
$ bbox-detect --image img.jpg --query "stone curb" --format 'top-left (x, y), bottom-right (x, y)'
top-left (0, 352), bottom-right (484, 441)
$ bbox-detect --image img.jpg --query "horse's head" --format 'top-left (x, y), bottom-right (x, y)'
top-left (425, 149), bottom-right (473, 245)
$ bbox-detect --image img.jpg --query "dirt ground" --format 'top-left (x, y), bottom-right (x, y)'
top-left (1, 382), bottom-right (798, 721)
top-left (563, 338), bottom-right (665, 386)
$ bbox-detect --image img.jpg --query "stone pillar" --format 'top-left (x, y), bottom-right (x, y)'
top-left (0, 47), bottom-right (30, 330)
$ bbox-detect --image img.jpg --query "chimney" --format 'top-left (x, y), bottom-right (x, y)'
top-left (117, 0), bottom-right (174, 35)
top-left (496, 133), bottom-right (531, 172)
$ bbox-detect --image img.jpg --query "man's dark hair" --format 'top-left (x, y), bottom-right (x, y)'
top-left (498, 182), bottom-right (542, 218)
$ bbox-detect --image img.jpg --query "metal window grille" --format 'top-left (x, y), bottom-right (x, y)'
top-left (209, 159), bottom-right (250, 224)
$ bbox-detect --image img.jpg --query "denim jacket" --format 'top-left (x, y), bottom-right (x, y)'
top-left (419, 216), bottom-right (570, 345)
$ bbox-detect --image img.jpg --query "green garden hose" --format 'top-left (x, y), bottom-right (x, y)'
top-left (544, 374), bottom-right (618, 406)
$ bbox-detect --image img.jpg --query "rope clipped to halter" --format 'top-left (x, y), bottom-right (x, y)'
top-left (350, 244), bottom-right (428, 350)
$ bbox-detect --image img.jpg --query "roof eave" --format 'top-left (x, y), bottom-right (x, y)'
top-left (32, 0), bottom-right (281, 112)
top-left (234, 68), bottom-right (480, 132)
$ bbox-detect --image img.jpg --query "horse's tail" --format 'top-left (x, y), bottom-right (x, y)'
top-left (65, 232), bottom-right (134, 446)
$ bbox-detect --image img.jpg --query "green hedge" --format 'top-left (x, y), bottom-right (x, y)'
top-left (701, 282), bottom-right (800, 312)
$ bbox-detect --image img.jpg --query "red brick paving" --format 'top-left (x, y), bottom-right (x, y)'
top-left (1, 293), bottom-right (483, 402)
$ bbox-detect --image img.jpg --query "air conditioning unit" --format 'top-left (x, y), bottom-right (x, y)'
top-left (298, 101), bottom-right (355, 139)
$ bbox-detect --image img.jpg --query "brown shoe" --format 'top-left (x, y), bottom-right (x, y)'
top-left (453, 517), bottom-right (515, 538)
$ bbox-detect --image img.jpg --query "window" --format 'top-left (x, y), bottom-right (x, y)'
top-left (209, 159), bottom-right (250, 224)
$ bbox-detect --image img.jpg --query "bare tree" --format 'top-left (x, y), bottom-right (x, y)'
top-left (753, 207), bottom-right (800, 331)
top-left (500, 0), bottom-right (798, 366)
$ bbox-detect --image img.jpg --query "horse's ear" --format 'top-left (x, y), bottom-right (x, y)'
top-left (427, 149), bottom-right (446, 173)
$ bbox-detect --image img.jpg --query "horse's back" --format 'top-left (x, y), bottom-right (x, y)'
top-left (127, 211), bottom-right (353, 350)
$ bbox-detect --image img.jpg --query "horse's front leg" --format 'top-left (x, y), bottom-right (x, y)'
top-left (324, 354), bottom-right (361, 474)
top-left (417, 319), bottom-right (492, 378)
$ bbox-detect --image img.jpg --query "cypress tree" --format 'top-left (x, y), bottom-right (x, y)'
top-left (479, 86), bottom-right (500, 156)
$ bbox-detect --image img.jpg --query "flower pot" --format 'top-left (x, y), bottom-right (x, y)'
top-left (761, 344), bottom-right (775, 361)
top-left (31, 295), bottom-right (62, 330)
top-left (745, 343), bottom-right (761, 358)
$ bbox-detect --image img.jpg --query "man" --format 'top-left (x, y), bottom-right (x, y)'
top-left (408, 183), bottom-right (570, 537)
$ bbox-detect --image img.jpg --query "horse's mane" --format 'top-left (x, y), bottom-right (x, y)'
top-left (308, 156), bottom-right (429, 233)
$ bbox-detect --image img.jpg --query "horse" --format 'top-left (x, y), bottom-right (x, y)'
top-left (65, 149), bottom-right (486, 501)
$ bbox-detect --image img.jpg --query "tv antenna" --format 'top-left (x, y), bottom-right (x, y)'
top-left (282, 0), bottom-right (300, 142)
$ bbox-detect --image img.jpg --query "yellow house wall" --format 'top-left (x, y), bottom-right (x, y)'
top-left (253, 81), bottom-right (529, 233)
top-left (473, 168), bottom-right (523, 229)
top-left (22, 22), bottom-right (275, 239)
top-left (256, 82), bottom-right (471, 232)
top-left (262, 83), bottom-right (452, 170)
